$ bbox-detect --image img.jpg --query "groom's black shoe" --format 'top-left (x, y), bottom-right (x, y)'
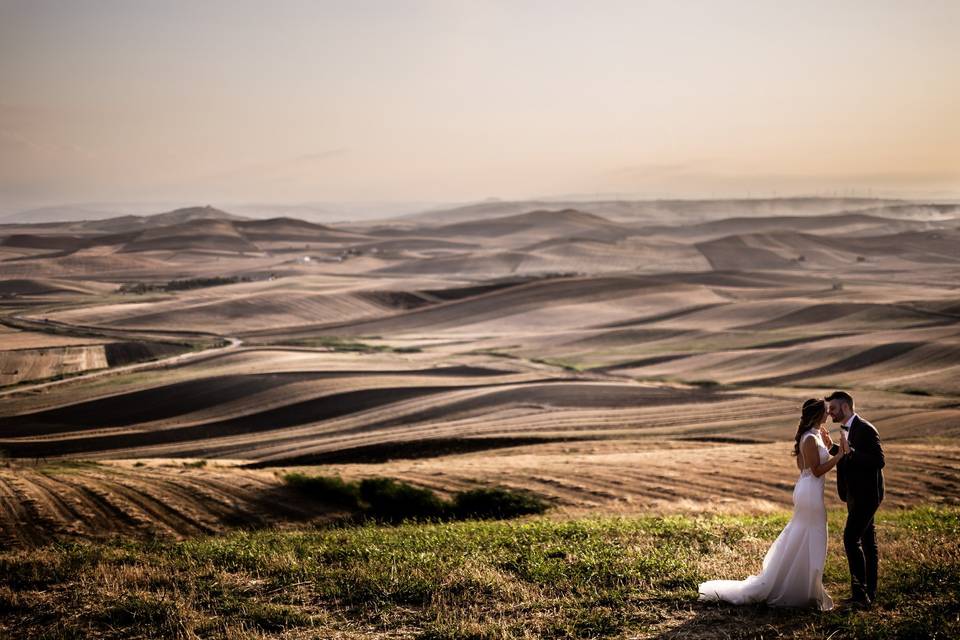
top-left (839, 594), bottom-right (872, 610)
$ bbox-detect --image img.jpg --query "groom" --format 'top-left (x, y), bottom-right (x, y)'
top-left (825, 390), bottom-right (885, 608)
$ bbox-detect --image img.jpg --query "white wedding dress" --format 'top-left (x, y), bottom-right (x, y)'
top-left (698, 429), bottom-right (834, 610)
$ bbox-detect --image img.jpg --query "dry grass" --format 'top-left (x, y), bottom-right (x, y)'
top-left (0, 506), bottom-right (956, 639)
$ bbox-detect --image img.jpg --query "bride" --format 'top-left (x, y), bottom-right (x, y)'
top-left (698, 398), bottom-right (844, 610)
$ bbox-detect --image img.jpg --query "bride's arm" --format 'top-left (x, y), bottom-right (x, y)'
top-left (802, 437), bottom-right (844, 478)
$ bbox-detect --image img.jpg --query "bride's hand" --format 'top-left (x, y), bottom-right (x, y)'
top-left (819, 425), bottom-right (833, 448)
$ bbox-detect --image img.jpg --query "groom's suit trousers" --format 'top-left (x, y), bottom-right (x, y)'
top-left (844, 497), bottom-right (879, 600)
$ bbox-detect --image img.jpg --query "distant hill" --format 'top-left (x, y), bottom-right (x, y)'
top-left (234, 217), bottom-right (369, 243)
top-left (0, 206), bottom-right (257, 255)
top-left (0, 204), bottom-right (248, 228)
top-left (412, 209), bottom-right (635, 242)
top-left (146, 205), bottom-right (249, 225)
top-left (118, 218), bottom-right (259, 253)
top-left (385, 197), bottom-right (906, 225)
top-left (0, 207), bottom-right (376, 257)
top-left (83, 205), bottom-right (249, 232)
top-left (230, 201), bottom-right (444, 224)
top-left (638, 210), bottom-right (960, 240)
top-left (696, 228), bottom-right (960, 271)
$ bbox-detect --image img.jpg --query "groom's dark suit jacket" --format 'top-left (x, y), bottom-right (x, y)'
top-left (829, 415), bottom-right (885, 505)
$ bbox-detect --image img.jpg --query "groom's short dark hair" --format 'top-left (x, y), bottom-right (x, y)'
top-left (825, 390), bottom-right (854, 409)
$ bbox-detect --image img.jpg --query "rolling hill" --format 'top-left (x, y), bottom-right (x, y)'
top-left (1, 197), bottom-right (958, 549)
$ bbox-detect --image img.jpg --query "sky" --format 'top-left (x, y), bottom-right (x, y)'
top-left (1, 0), bottom-right (958, 211)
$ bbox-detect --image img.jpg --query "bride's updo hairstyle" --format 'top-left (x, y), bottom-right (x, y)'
top-left (793, 398), bottom-right (826, 458)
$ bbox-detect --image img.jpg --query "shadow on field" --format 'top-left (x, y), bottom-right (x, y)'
top-left (650, 601), bottom-right (831, 639)
top-left (247, 435), bottom-right (592, 467)
top-left (281, 473), bottom-right (551, 524)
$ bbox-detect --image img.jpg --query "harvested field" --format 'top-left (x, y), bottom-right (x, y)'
top-left (0, 461), bottom-right (338, 547)
top-left (1, 200), bottom-right (958, 551)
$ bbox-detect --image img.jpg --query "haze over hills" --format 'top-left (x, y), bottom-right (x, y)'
top-left (0, 201), bottom-right (438, 225)
top-left (379, 196), bottom-right (916, 225)
top-left (6, 196), bottom-right (950, 229)
top-left (1, 197), bottom-right (958, 281)
top-left (0, 206), bottom-right (125, 224)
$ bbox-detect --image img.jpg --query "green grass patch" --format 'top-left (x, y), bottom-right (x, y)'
top-left (275, 335), bottom-right (422, 354)
top-left (1, 507), bottom-right (957, 639)
top-left (283, 335), bottom-right (386, 352)
top-left (462, 348), bottom-right (522, 359)
top-left (530, 357), bottom-right (583, 372)
top-left (36, 460), bottom-right (103, 475)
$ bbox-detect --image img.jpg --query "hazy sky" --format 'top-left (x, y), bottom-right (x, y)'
top-left (1, 0), bottom-right (958, 208)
